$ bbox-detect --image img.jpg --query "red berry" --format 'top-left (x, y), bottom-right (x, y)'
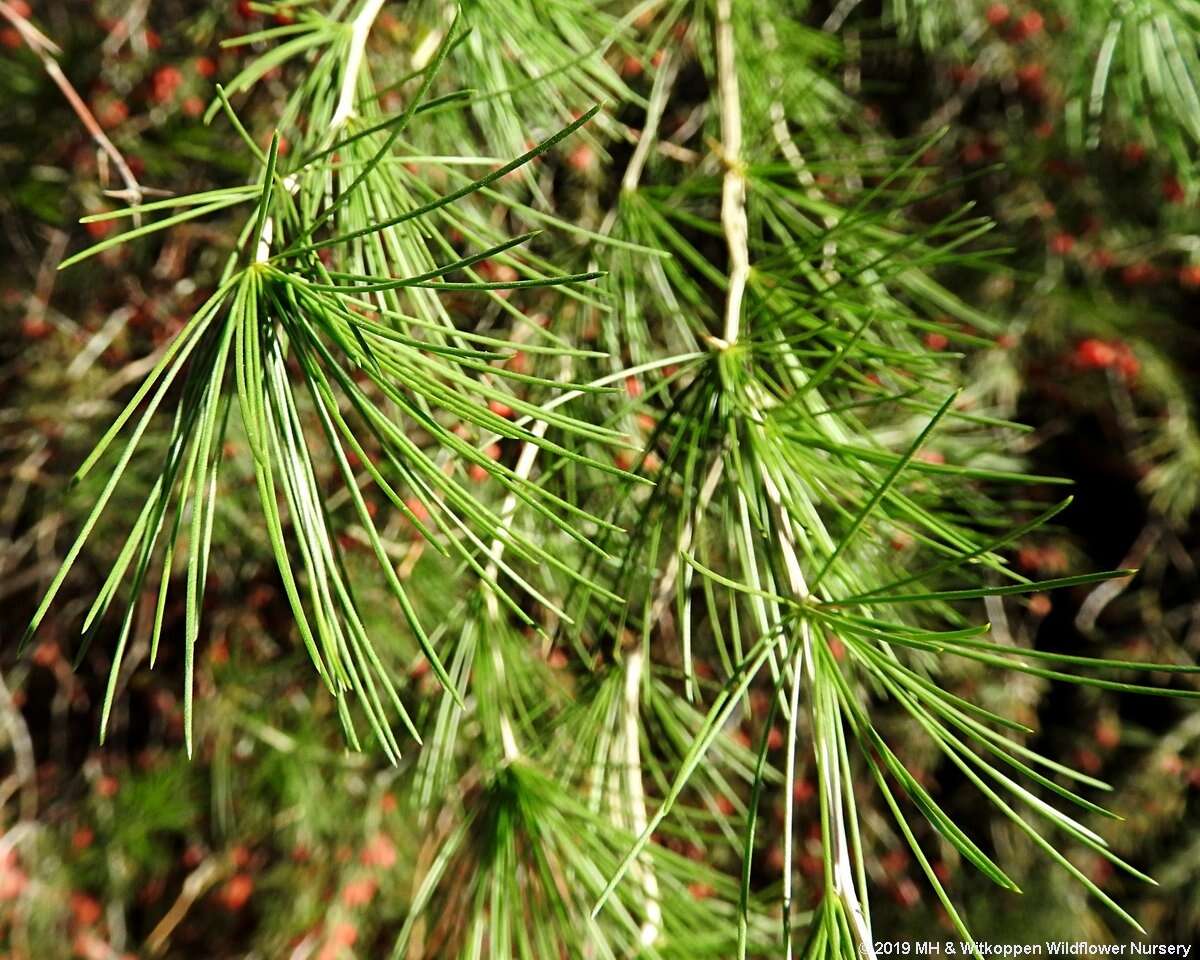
top-left (404, 497), bottom-right (430, 524)
top-left (893, 878), bottom-right (921, 909)
top-left (1094, 720), bottom-right (1121, 750)
top-left (94, 97), bottom-right (129, 129)
top-left (219, 873), bottom-right (254, 910)
top-left (948, 64), bottom-right (976, 86)
top-left (331, 922), bottom-right (358, 946)
top-left (151, 65), bottom-right (183, 104)
top-left (1120, 262), bottom-right (1159, 286)
top-left (0, 859), bottom-right (27, 901)
top-left (1, 28), bottom-right (23, 49)
top-left (985, 3), bottom-right (1010, 27)
top-left (1010, 10), bottom-right (1044, 41)
top-left (1161, 753), bottom-right (1185, 776)
top-left (72, 826), bottom-right (95, 852)
top-left (567, 143), bottom-right (595, 172)
top-left (1016, 62), bottom-right (1045, 95)
top-left (1028, 593), bottom-right (1052, 617)
top-left (361, 834), bottom-right (397, 869)
top-left (70, 892), bottom-right (103, 927)
top-left (923, 331), bottom-right (949, 350)
top-left (792, 779), bottom-right (814, 803)
top-left (340, 877), bottom-right (377, 907)
top-left (1074, 338), bottom-right (1117, 369)
top-left (881, 848), bottom-right (909, 873)
top-left (960, 141), bottom-right (986, 165)
top-left (1163, 175), bottom-right (1186, 204)
top-left (194, 56), bottom-right (217, 78)
top-left (1180, 264), bottom-right (1200, 288)
top-left (84, 217), bottom-right (115, 239)
top-left (1115, 348), bottom-right (1140, 383)
top-left (1122, 142), bottom-right (1146, 165)
top-left (1016, 546), bottom-right (1043, 572)
top-left (1074, 747), bottom-right (1102, 774)
top-left (1048, 232), bottom-right (1075, 255)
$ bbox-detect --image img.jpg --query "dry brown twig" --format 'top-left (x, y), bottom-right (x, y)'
top-left (0, 0), bottom-right (147, 207)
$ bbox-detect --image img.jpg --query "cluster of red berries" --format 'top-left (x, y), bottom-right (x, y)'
top-left (1072, 338), bottom-right (1139, 381)
top-left (236, 0), bottom-right (295, 24)
top-left (985, 4), bottom-right (1045, 42)
top-left (1049, 236), bottom-right (1200, 294)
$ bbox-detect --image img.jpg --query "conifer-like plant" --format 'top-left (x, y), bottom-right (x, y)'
top-left (16, 0), bottom-right (1200, 956)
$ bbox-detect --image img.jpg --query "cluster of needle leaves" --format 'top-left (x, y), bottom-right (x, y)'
top-left (21, 15), bottom-right (636, 765)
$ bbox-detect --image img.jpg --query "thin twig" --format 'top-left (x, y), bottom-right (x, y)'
top-left (760, 20), bottom-right (840, 283)
top-left (331, 0), bottom-right (389, 130)
top-left (144, 857), bottom-right (224, 955)
top-left (622, 650), bottom-right (662, 947)
top-left (648, 455), bottom-right (724, 699)
top-left (100, 0), bottom-right (150, 58)
top-left (0, 669), bottom-right (37, 823)
top-left (622, 54), bottom-right (678, 194)
top-left (24, 228), bottom-right (68, 333)
top-left (715, 0), bottom-right (750, 346)
top-left (1075, 523), bottom-right (1159, 633)
top-left (759, 460), bottom-right (875, 959)
top-left (920, 43), bottom-right (1004, 134)
top-left (0, 1), bottom-right (145, 207)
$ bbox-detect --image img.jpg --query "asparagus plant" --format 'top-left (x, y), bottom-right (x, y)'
top-left (8, 0), bottom-right (1200, 956)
